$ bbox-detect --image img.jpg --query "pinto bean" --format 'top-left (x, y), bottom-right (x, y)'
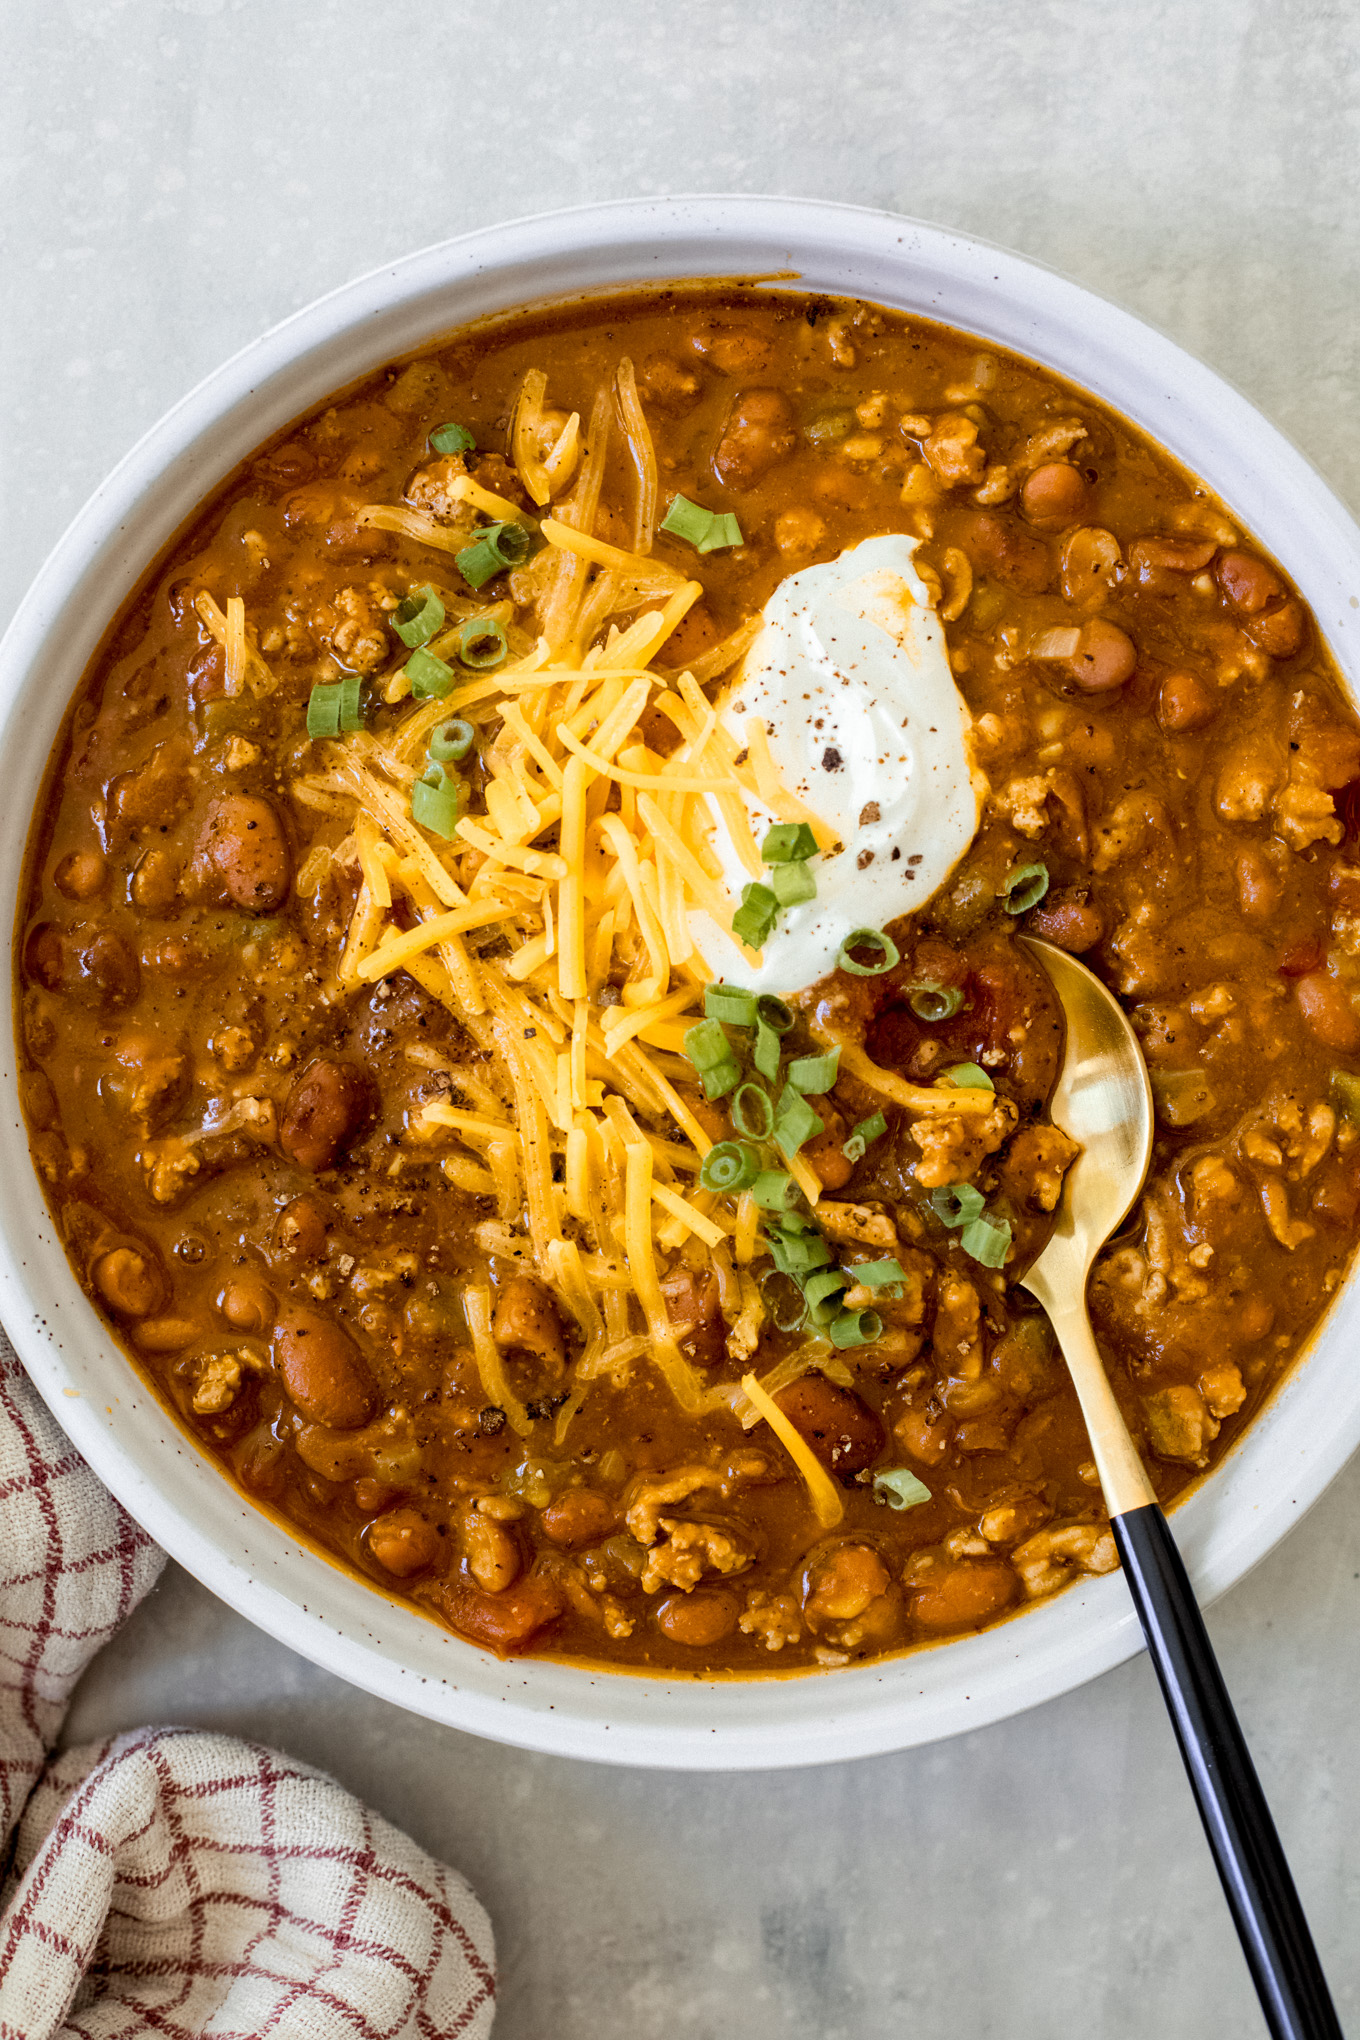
top-left (273, 1305), bottom-right (376, 1428)
top-left (279, 1059), bottom-right (373, 1172)
top-left (1249, 600), bottom-right (1305, 659)
top-left (1025, 897), bottom-right (1104, 953)
top-left (1236, 848), bottom-right (1281, 920)
top-left (195, 795), bottom-right (291, 912)
top-left (689, 324), bottom-right (772, 378)
top-left (54, 849), bottom-right (107, 900)
top-left (1294, 971), bottom-right (1360, 1052)
top-left (661, 1268), bottom-right (726, 1368)
top-left (802, 1096), bottom-right (854, 1191)
top-left (24, 925), bottom-right (64, 990)
top-left (51, 930), bottom-right (139, 1009)
top-left (805, 1543), bottom-right (892, 1624)
top-left (92, 1244), bottom-right (166, 1319)
top-left (1129, 536), bottom-right (1217, 589)
top-left (368, 1508), bottom-right (441, 1578)
top-left (354, 1477), bottom-right (403, 1513)
top-left (1068, 618), bottom-right (1136, 692)
top-left (437, 1572), bottom-right (566, 1656)
top-left (1216, 551), bottom-right (1305, 658)
top-left (1061, 526), bottom-right (1121, 606)
top-left (107, 738), bottom-right (193, 843)
top-left (1020, 462), bottom-right (1090, 530)
top-left (713, 388), bottom-right (797, 490)
top-left (894, 1404), bottom-right (954, 1467)
top-left (133, 1316), bottom-right (203, 1353)
top-left (274, 1193), bottom-right (331, 1261)
top-left (638, 353), bottom-right (703, 413)
top-left (961, 511), bottom-right (1053, 592)
top-left (911, 1558), bottom-right (1017, 1632)
top-left (492, 1277), bottom-right (567, 1375)
top-left (218, 1273), bottom-right (276, 1334)
top-left (1217, 549), bottom-right (1285, 614)
top-left (463, 1507), bottom-right (522, 1593)
top-left (282, 481), bottom-right (377, 554)
top-left (541, 1489), bottom-right (622, 1548)
top-left (654, 1590), bottom-right (739, 1646)
top-left (1158, 668), bottom-right (1217, 732)
top-left (775, 1377), bottom-right (884, 1476)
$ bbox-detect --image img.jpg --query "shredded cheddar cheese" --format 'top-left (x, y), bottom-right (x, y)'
top-left (740, 1372), bottom-right (845, 1529)
top-left (466, 1283), bottom-right (532, 1438)
top-left (275, 363), bottom-right (926, 1450)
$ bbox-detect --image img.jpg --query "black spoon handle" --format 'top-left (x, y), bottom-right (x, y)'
top-left (1112, 1504), bottom-right (1342, 2039)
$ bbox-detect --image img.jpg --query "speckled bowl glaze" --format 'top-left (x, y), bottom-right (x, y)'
top-left (3, 197), bottom-right (1359, 1769)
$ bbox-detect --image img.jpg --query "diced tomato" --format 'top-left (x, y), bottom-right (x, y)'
top-left (434, 1573), bottom-right (566, 1656)
top-left (1328, 860), bottom-right (1360, 910)
top-left (1278, 938), bottom-right (1325, 978)
top-left (1314, 1153), bottom-right (1360, 1227)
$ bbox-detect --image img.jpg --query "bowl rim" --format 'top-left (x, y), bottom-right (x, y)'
top-left (4, 192), bottom-right (1360, 1771)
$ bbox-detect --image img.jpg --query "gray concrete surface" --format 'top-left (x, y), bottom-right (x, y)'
top-left (4, 3), bottom-right (1360, 2033)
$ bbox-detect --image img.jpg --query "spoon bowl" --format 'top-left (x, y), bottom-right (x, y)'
top-left (1019, 935), bottom-right (1154, 1303)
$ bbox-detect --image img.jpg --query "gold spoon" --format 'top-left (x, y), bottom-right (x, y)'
top-left (1019, 936), bottom-right (1339, 2040)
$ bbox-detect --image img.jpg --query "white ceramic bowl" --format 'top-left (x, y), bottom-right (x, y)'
top-left (4, 196), bottom-right (1359, 1770)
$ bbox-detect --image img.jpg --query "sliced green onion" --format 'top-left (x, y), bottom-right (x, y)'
top-left (942, 1062), bottom-right (994, 1091)
top-left (842, 1110), bottom-right (887, 1163)
top-left (699, 1140), bottom-right (761, 1193)
top-left (837, 927), bottom-right (900, 977)
top-left (683, 1020), bottom-right (742, 1101)
top-left (850, 1258), bottom-right (906, 1290)
top-left (930, 1182), bottom-right (986, 1229)
top-left (337, 673), bottom-right (365, 731)
top-left (430, 420), bottom-right (476, 455)
top-left (908, 980), bottom-right (965, 1022)
top-left (411, 772), bottom-right (462, 838)
top-left (393, 585), bottom-right (445, 649)
top-left (429, 717), bottom-right (475, 764)
top-left (458, 616), bottom-right (508, 669)
top-left (699, 511), bottom-right (743, 553)
top-left (752, 1170), bottom-right (801, 1211)
top-left (456, 521), bottom-right (538, 590)
top-left (773, 1085), bottom-right (824, 1158)
top-left (732, 1083), bottom-right (775, 1141)
top-left (306, 682), bottom-right (341, 741)
top-left (705, 984), bottom-right (758, 1026)
top-left (306, 676), bottom-right (364, 737)
top-left (874, 1468), bottom-right (932, 1511)
top-left (753, 1018), bottom-right (782, 1083)
top-left (1329, 1069), bottom-right (1360, 1125)
top-left (830, 1307), bottom-right (882, 1349)
top-left (759, 1268), bottom-right (808, 1333)
top-left (660, 494), bottom-right (714, 546)
top-left (761, 822), bottom-right (819, 864)
top-left (1002, 863), bottom-right (1050, 915)
top-left (770, 1228), bottom-right (834, 1275)
top-left (770, 860), bottom-right (817, 908)
top-left (803, 1268), bottom-right (850, 1318)
top-left (756, 994), bottom-right (796, 1034)
top-left (788, 1047), bottom-right (840, 1095)
top-left (733, 882), bottom-right (779, 951)
top-left (960, 1213), bottom-right (1013, 1268)
top-left (660, 494), bottom-right (744, 554)
top-left (776, 1208), bottom-right (819, 1234)
top-left (406, 646), bottom-right (455, 700)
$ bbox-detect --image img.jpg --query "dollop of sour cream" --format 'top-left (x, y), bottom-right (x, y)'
top-left (689, 533), bottom-right (988, 993)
